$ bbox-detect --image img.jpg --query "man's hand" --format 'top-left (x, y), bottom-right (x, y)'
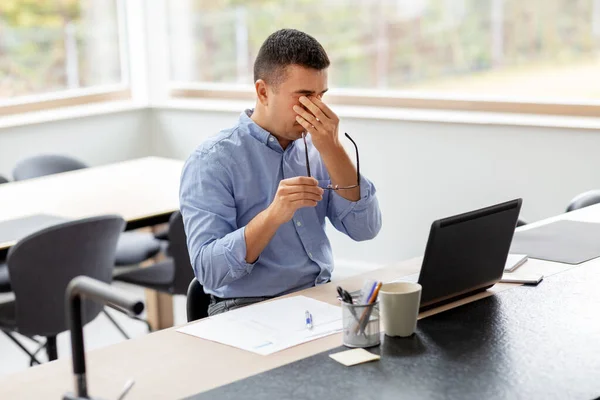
top-left (245, 177), bottom-right (322, 263)
top-left (267, 176), bottom-right (324, 225)
top-left (293, 96), bottom-right (360, 202)
top-left (293, 96), bottom-right (341, 154)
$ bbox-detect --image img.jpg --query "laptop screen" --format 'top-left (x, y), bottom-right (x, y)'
top-left (418, 199), bottom-right (522, 308)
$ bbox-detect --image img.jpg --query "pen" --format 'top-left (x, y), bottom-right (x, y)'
top-left (356, 281), bottom-right (383, 334)
top-left (305, 310), bottom-right (313, 330)
top-left (336, 286), bottom-right (354, 304)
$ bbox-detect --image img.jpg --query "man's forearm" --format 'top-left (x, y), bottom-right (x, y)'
top-left (319, 143), bottom-right (360, 201)
top-left (244, 206), bottom-right (280, 263)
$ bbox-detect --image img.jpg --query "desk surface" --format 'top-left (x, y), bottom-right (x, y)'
top-left (0, 157), bottom-right (183, 250)
top-left (1, 204), bottom-right (598, 399)
top-left (192, 260), bottom-right (600, 400)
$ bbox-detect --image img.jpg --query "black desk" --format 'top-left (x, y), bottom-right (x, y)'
top-left (190, 261), bottom-right (600, 400)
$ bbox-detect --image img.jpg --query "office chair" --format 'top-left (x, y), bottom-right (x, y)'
top-left (0, 263), bottom-right (9, 293)
top-left (0, 177), bottom-right (8, 289)
top-left (186, 278), bottom-right (210, 322)
top-left (10, 154), bottom-right (162, 338)
top-left (113, 212), bottom-right (195, 296)
top-left (11, 154), bottom-right (162, 266)
top-left (0, 215), bottom-right (125, 365)
top-left (12, 154), bottom-right (87, 180)
top-left (0, 177), bottom-right (9, 290)
top-left (114, 211), bottom-right (201, 330)
top-left (566, 190), bottom-right (600, 213)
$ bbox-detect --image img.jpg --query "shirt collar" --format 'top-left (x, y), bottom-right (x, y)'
top-left (240, 109), bottom-right (271, 145)
top-left (239, 109), bottom-right (296, 152)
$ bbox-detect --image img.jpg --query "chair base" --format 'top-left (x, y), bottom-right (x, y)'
top-left (1, 330), bottom-right (56, 365)
top-left (103, 307), bottom-right (152, 337)
top-left (46, 335), bottom-right (57, 361)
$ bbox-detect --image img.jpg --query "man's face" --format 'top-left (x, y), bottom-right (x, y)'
top-left (265, 65), bottom-right (328, 142)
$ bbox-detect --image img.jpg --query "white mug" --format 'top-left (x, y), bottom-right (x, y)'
top-left (379, 282), bottom-right (422, 337)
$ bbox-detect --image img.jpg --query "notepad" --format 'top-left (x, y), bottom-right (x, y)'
top-left (177, 296), bottom-right (342, 356)
top-left (329, 348), bottom-right (380, 366)
top-left (504, 254), bottom-right (528, 272)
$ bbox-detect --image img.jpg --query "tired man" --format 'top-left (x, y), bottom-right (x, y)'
top-left (180, 29), bottom-right (382, 315)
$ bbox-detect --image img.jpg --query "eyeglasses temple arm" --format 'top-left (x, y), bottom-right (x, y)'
top-left (344, 132), bottom-right (360, 186)
top-left (303, 133), bottom-right (312, 178)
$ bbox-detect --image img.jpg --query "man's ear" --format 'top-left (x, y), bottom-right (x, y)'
top-left (255, 79), bottom-right (269, 106)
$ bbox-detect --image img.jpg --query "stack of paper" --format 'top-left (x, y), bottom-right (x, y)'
top-left (177, 296), bottom-right (342, 355)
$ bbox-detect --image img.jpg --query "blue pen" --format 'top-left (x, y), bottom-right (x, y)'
top-left (305, 310), bottom-right (313, 330)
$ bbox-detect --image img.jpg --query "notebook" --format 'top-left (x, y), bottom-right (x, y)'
top-left (504, 254), bottom-right (528, 272)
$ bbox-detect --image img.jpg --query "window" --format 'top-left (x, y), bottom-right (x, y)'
top-left (167, 0), bottom-right (600, 115)
top-left (0, 0), bottom-right (129, 113)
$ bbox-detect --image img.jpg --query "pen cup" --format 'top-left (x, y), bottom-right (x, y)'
top-left (341, 301), bottom-right (380, 348)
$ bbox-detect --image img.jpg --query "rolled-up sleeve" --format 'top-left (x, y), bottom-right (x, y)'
top-left (179, 152), bottom-right (257, 292)
top-left (326, 175), bottom-right (382, 241)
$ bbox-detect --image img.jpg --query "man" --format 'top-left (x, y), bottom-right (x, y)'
top-left (180, 29), bottom-right (382, 316)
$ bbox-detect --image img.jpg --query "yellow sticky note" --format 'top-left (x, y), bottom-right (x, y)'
top-left (329, 348), bottom-right (380, 367)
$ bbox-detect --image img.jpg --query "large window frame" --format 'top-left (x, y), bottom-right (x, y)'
top-left (166, 0), bottom-right (600, 119)
top-left (0, 0), bottom-right (133, 116)
top-left (170, 82), bottom-right (600, 118)
top-left (1, 0), bottom-right (599, 121)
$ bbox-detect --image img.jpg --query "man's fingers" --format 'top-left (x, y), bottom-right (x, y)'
top-left (295, 115), bottom-right (316, 134)
top-left (281, 185), bottom-right (324, 196)
top-left (282, 176), bottom-right (319, 186)
top-left (293, 105), bottom-right (321, 127)
top-left (286, 192), bottom-right (323, 203)
top-left (290, 199), bottom-right (318, 208)
top-left (310, 96), bottom-right (337, 121)
top-left (299, 96), bottom-right (328, 122)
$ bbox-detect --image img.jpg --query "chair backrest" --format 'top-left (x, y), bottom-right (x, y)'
top-left (7, 215), bottom-right (125, 337)
top-left (12, 154), bottom-right (88, 181)
top-left (0, 175), bottom-right (8, 184)
top-left (186, 278), bottom-right (210, 322)
top-left (168, 211), bottom-right (198, 295)
top-left (566, 190), bottom-right (600, 213)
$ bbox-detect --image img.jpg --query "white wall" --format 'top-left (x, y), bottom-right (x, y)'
top-left (152, 108), bottom-right (600, 267)
top-left (0, 109), bottom-right (152, 178)
top-left (3, 108), bottom-right (598, 269)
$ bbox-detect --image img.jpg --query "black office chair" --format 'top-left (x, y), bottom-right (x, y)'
top-left (0, 215), bottom-right (125, 364)
top-left (11, 154), bottom-right (162, 266)
top-left (0, 263), bottom-right (10, 293)
top-left (0, 176), bottom-right (10, 290)
top-left (566, 190), bottom-right (600, 213)
top-left (186, 278), bottom-right (210, 322)
top-left (113, 212), bottom-right (195, 296)
top-left (12, 155), bottom-right (87, 180)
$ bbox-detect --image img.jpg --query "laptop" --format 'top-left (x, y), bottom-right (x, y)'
top-left (397, 198), bottom-right (522, 310)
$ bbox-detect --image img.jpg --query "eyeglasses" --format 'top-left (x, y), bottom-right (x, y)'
top-left (302, 132), bottom-right (361, 191)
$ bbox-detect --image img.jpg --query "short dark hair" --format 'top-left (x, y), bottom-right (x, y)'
top-left (253, 29), bottom-right (330, 88)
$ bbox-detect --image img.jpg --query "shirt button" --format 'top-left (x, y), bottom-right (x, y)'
top-left (296, 221), bottom-right (302, 227)
top-left (269, 137), bottom-right (275, 142)
top-left (308, 252), bottom-right (313, 258)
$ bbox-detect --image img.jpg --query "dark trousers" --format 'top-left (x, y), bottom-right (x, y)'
top-left (208, 295), bottom-right (273, 316)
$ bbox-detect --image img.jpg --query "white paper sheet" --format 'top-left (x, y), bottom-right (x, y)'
top-left (177, 295), bottom-right (342, 355)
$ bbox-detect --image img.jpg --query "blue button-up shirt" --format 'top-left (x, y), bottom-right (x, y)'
top-left (180, 110), bottom-right (382, 298)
